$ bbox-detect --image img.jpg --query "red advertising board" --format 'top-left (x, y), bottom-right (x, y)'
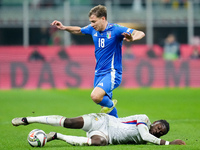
top-left (0, 46), bottom-right (199, 89)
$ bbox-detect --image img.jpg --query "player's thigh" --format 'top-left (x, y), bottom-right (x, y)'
top-left (92, 73), bottom-right (122, 99)
top-left (82, 113), bottom-right (107, 132)
top-left (84, 113), bottom-right (109, 140)
top-left (94, 73), bottom-right (112, 94)
top-left (96, 72), bottom-right (121, 95)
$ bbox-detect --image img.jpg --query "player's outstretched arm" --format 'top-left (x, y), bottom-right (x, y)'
top-left (160, 139), bottom-right (186, 145)
top-left (122, 30), bottom-right (145, 42)
top-left (138, 124), bottom-right (186, 145)
top-left (51, 20), bottom-right (83, 35)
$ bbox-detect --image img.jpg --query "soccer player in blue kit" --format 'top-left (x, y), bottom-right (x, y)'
top-left (51, 5), bottom-right (145, 117)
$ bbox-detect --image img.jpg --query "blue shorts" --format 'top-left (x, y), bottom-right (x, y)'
top-left (94, 71), bottom-right (122, 99)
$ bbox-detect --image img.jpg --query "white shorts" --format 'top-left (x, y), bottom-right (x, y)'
top-left (82, 113), bottom-right (109, 142)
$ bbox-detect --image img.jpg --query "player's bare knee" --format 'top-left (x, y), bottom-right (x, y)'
top-left (90, 93), bottom-right (101, 103)
top-left (98, 137), bottom-right (108, 146)
top-left (91, 136), bottom-right (108, 146)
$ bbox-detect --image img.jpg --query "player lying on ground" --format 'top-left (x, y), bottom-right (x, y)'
top-left (12, 113), bottom-right (185, 146)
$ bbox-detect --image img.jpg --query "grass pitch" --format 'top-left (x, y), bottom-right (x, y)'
top-left (0, 88), bottom-right (199, 150)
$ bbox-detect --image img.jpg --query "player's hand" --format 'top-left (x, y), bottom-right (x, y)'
top-left (169, 139), bottom-right (186, 145)
top-left (122, 32), bottom-right (133, 42)
top-left (51, 20), bottom-right (65, 30)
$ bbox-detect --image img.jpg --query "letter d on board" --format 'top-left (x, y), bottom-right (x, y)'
top-left (11, 62), bottom-right (29, 88)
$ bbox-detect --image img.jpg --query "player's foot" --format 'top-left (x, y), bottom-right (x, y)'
top-left (100, 99), bottom-right (117, 114)
top-left (12, 117), bottom-right (29, 126)
top-left (47, 132), bottom-right (57, 142)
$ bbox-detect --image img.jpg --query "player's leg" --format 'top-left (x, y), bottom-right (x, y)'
top-left (91, 74), bottom-right (112, 107)
top-left (105, 72), bottom-right (122, 117)
top-left (91, 87), bottom-right (117, 116)
top-left (52, 114), bottom-right (108, 146)
top-left (91, 73), bottom-right (120, 117)
top-left (47, 132), bottom-right (107, 146)
top-left (91, 87), bottom-right (113, 108)
top-left (91, 74), bottom-right (115, 108)
top-left (12, 113), bottom-right (99, 130)
top-left (46, 114), bottom-right (108, 146)
top-left (12, 115), bottom-right (84, 129)
top-left (47, 132), bottom-right (92, 146)
top-left (108, 106), bottom-right (118, 117)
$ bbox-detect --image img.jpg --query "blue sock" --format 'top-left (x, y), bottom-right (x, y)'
top-left (98, 95), bottom-right (113, 108)
top-left (109, 107), bottom-right (118, 118)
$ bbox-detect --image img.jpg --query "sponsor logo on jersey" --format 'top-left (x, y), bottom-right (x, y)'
top-left (107, 31), bottom-right (111, 39)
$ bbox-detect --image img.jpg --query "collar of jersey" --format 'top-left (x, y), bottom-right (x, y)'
top-left (99, 22), bottom-right (113, 33)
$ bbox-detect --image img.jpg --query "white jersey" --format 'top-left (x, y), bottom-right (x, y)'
top-left (107, 114), bottom-right (151, 144)
top-left (82, 113), bottom-right (159, 145)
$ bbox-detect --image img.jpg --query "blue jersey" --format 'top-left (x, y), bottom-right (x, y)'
top-left (81, 23), bottom-right (134, 75)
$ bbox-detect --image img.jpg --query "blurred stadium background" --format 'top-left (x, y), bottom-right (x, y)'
top-left (0, 1), bottom-right (200, 149)
top-left (0, 0), bottom-right (200, 89)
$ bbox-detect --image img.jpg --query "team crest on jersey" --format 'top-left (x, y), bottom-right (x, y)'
top-left (107, 31), bottom-right (111, 39)
top-left (109, 24), bottom-right (113, 27)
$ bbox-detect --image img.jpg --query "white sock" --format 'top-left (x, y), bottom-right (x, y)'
top-left (57, 133), bottom-right (92, 146)
top-left (27, 115), bottom-right (66, 127)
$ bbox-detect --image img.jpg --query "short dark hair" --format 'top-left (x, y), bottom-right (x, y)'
top-left (158, 120), bottom-right (170, 134)
top-left (89, 5), bottom-right (107, 19)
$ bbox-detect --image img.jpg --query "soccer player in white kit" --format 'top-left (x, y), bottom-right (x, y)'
top-left (12, 113), bottom-right (185, 146)
top-left (51, 5), bottom-right (145, 118)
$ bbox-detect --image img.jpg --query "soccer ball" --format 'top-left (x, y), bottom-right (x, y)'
top-left (27, 129), bottom-right (47, 147)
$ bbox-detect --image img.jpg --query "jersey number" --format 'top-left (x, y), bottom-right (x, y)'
top-left (98, 38), bottom-right (105, 48)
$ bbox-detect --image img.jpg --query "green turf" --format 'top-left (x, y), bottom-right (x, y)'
top-left (0, 88), bottom-right (199, 150)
